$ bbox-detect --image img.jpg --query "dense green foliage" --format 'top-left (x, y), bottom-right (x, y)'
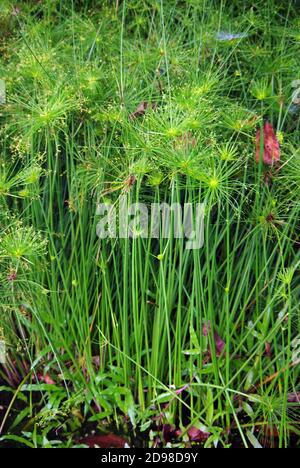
top-left (0, 0), bottom-right (299, 448)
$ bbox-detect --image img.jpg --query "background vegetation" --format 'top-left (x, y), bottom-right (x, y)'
top-left (0, 0), bottom-right (299, 448)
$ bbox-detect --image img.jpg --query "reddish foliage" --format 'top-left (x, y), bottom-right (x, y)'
top-left (265, 342), bottom-right (272, 358)
top-left (163, 425), bottom-right (182, 443)
top-left (203, 321), bottom-right (225, 357)
top-left (175, 383), bottom-right (190, 395)
top-left (37, 374), bottom-right (55, 385)
top-left (8, 271), bottom-right (17, 281)
top-left (287, 393), bottom-right (300, 403)
top-left (188, 426), bottom-right (210, 442)
top-left (81, 433), bottom-right (128, 448)
top-left (262, 425), bottom-right (280, 440)
top-left (129, 102), bottom-right (156, 121)
top-left (255, 122), bottom-right (280, 166)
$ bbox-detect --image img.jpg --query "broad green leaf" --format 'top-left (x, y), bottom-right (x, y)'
top-left (246, 430), bottom-right (262, 449)
top-left (189, 324), bottom-right (201, 351)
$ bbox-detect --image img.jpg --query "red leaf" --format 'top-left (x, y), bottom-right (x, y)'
top-left (129, 102), bottom-right (156, 121)
top-left (255, 122), bottom-right (280, 166)
top-left (203, 321), bottom-right (225, 356)
top-left (175, 383), bottom-right (190, 395)
top-left (265, 342), bottom-right (272, 358)
top-left (81, 434), bottom-right (128, 448)
top-left (287, 393), bottom-right (300, 403)
top-left (37, 374), bottom-right (55, 385)
top-left (188, 426), bottom-right (210, 442)
top-left (163, 425), bottom-right (182, 443)
top-left (262, 425), bottom-right (279, 439)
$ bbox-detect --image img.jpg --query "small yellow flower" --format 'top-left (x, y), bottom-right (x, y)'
top-left (165, 127), bottom-right (181, 138)
top-left (258, 215), bottom-right (266, 224)
top-left (209, 178), bottom-right (219, 189)
top-left (18, 189), bottom-right (30, 198)
top-left (276, 131), bottom-right (284, 144)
